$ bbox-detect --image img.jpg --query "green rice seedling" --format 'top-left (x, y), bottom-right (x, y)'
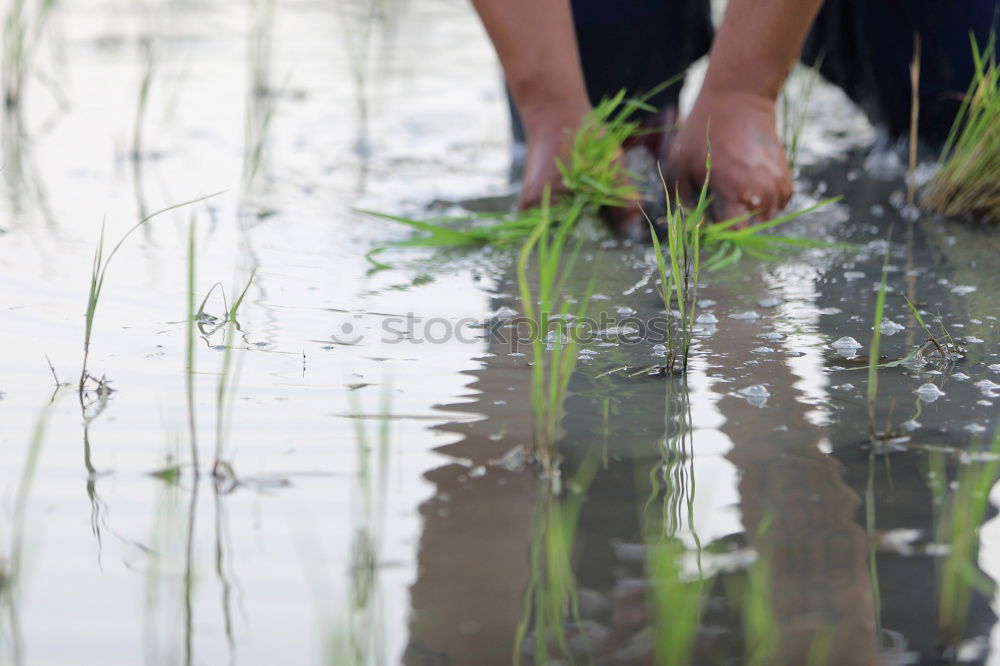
top-left (931, 427), bottom-right (1000, 649)
top-left (2, 0), bottom-right (55, 109)
top-left (781, 57), bottom-right (824, 173)
top-left (867, 248), bottom-right (890, 441)
top-left (924, 33), bottom-right (1000, 221)
top-left (132, 35), bottom-right (156, 162)
top-left (647, 158), bottom-right (707, 374)
top-left (242, 0), bottom-right (278, 188)
top-left (212, 269), bottom-right (256, 477)
top-left (516, 190), bottom-right (593, 471)
top-left (361, 86), bottom-right (842, 264)
top-left (185, 215), bottom-right (200, 474)
top-left (514, 454), bottom-right (599, 666)
top-left (80, 193), bottom-right (222, 391)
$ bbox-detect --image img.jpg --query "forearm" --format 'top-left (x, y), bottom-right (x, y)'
top-left (470, 0), bottom-right (590, 132)
top-left (704, 0), bottom-right (824, 100)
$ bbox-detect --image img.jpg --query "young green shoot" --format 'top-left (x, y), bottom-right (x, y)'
top-left (81, 193), bottom-right (223, 391)
top-left (867, 247), bottom-right (890, 441)
top-left (924, 32), bottom-right (1000, 221)
top-left (516, 189), bottom-right (592, 472)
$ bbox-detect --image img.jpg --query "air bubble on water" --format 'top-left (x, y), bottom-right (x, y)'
top-left (817, 307), bottom-right (843, 315)
top-left (758, 297), bottom-right (782, 308)
top-left (914, 383), bottom-right (945, 402)
top-left (696, 313), bottom-right (719, 325)
top-left (951, 372), bottom-right (970, 381)
top-left (974, 379), bottom-right (1000, 394)
top-left (697, 299), bottom-right (717, 308)
top-left (596, 325), bottom-right (640, 337)
top-left (879, 319), bottom-right (905, 335)
top-left (964, 424), bottom-right (987, 434)
top-left (844, 271), bottom-right (865, 281)
top-left (901, 419), bottom-right (921, 432)
top-left (977, 400), bottom-right (993, 407)
top-left (951, 285), bottom-right (977, 296)
top-left (490, 306), bottom-right (517, 320)
top-left (615, 305), bottom-right (636, 316)
top-left (834, 383), bottom-right (856, 391)
top-left (738, 385), bottom-right (771, 408)
top-left (963, 336), bottom-right (984, 344)
top-left (752, 346), bottom-right (775, 354)
top-left (468, 465), bottom-right (486, 478)
top-left (591, 293), bottom-right (610, 301)
top-left (757, 332), bottom-right (786, 342)
top-left (831, 336), bottom-right (863, 350)
top-left (990, 364), bottom-right (1000, 374)
top-left (651, 344), bottom-right (667, 357)
top-left (729, 311), bottom-right (760, 321)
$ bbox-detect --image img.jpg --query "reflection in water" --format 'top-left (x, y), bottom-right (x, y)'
top-left (403, 185), bottom-right (999, 663)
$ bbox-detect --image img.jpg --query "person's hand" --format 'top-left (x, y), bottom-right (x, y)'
top-left (519, 104), bottom-right (647, 240)
top-left (666, 88), bottom-right (792, 224)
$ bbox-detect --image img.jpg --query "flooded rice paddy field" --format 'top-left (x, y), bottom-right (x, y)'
top-left (1, 1), bottom-right (999, 665)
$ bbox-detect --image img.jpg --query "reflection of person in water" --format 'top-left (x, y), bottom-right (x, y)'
top-left (470, 0), bottom-right (999, 236)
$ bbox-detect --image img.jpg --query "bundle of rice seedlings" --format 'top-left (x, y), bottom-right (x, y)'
top-left (923, 34), bottom-right (1000, 222)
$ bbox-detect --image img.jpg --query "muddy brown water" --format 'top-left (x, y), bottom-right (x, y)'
top-left (1, 1), bottom-right (998, 665)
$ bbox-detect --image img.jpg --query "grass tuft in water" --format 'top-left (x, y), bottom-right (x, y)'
top-left (517, 189), bottom-right (593, 472)
top-left (647, 159), bottom-right (706, 374)
top-left (924, 33), bottom-right (1000, 222)
top-left (1, 0), bottom-right (55, 110)
top-left (80, 193), bottom-right (222, 392)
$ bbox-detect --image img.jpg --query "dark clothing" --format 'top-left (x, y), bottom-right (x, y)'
top-left (803, 0), bottom-right (999, 145)
top-left (510, 0), bottom-right (999, 147)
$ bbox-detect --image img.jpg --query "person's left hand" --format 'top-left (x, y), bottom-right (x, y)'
top-left (665, 88), bottom-right (792, 225)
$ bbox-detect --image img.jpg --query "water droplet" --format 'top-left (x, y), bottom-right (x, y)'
top-left (914, 383), bottom-right (945, 402)
top-left (738, 385), bottom-right (771, 408)
top-left (831, 336), bottom-right (863, 350)
top-left (879, 319), bottom-right (905, 336)
top-left (974, 379), bottom-right (1000, 394)
top-left (490, 306), bottom-right (517, 319)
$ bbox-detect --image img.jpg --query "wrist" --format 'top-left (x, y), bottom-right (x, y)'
top-left (509, 75), bottom-right (590, 140)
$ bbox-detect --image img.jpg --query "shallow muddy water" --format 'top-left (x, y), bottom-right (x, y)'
top-left (0, 1), bottom-right (999, 665)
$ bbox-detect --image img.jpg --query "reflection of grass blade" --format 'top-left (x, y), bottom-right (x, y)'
top-left (514, 455), bottom-right (599, 665)
top-left (935, 427), bottom-right (1000, 647)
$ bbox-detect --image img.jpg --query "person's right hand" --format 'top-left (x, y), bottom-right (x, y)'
top-left (666, 88), bottom-right (792, 224)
